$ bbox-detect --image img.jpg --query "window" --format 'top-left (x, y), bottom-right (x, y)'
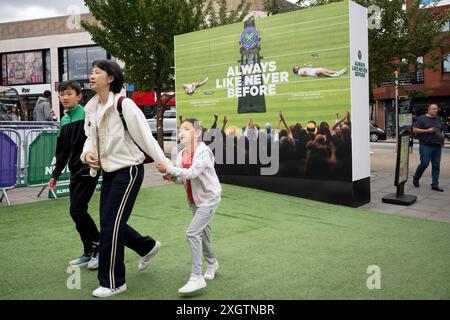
top-left (2, 50), bottom-right (47, 85)
top-left (400, 58), bottom-right (408, 73)
top-left (64, 46), bottom-right (107, 81)
top-left (442, 20), bottom-right (449, 32)
top-left (415, 56), bottom-right (424, 83)
top-left (444, 55), bottom-right (450, 73)
top-left (1, 55), bottom-right (6, 86)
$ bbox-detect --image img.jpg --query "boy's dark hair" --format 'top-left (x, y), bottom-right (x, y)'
top-left (58, 80), bottom-right (82, 95)
top-left (92, 59), bottom-right (124, 93)
top-left (43, 90), bottom-right (51, 98)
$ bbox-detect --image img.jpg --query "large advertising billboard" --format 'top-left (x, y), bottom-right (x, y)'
top-left (174, 0), bottom-right (370, 207)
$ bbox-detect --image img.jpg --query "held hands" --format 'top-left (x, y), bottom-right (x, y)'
top-left (85, 152), bottom-right (100, 170)
top-left (157, 162), bottom-right (168, 173)
top-left (48, 178), bottom-right (57, 190)
top-left (163, 174), bottom-right (177, 182)
top-left (428, 127), bottom-right (436, 133)
top-left (157, 163), bottom-right (176, 182)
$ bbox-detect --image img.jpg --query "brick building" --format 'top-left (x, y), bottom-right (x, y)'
top-left (372, 0), bottom-right (450, 137)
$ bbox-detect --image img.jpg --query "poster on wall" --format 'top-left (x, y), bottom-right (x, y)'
top-left (174, 0), bottom-right (370, 207)
top-left (6, 51), bottom-right (44, 85)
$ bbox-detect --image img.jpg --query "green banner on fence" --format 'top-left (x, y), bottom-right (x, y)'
top-left (27, 132), bottom-right (70, 186)
top-left (48, 179), bottom-right (102, 199)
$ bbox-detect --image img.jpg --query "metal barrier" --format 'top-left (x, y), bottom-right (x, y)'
top-left (24, 129), bottom-right (65, 198)
top-left (0, 122), bottom-right (58, 187)
top-left (0, 130), bottom-right (20, 205)
top-left (0, 122), bottom-right (64, 199)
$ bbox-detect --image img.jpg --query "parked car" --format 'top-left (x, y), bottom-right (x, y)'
top-left (370, 123), bottom-right (387, 142)
top-left (147, 109), bottom-right (177, 137)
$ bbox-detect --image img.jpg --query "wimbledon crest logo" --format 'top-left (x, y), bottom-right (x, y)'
top-left (240, 26), bottom-right (259, 50)
top-left (353, 49), bottom-right (368, 78)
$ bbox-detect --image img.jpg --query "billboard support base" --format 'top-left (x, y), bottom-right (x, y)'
top-left (382, 193), bottom-right (417, 206)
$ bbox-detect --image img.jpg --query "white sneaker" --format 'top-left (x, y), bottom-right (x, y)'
top-left (178, 275), bottom-right (207, 294)
top-left (338, 67), bottom-right (347, 76)
top-left (92, 284), bottom-right (127, 298)
top-left (87, 252), bottom-right (99, 270)
top-left (204, 261), bottom-right (219, 280)
top-left (69, 254), bottom-right (91, 267)
top-left (138, 241), bottom-right (161, 271)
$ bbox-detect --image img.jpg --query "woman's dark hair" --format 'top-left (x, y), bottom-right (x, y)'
top-left (92, 59), bottom-right (124, 93)
top-left (58, 80), bottom-right (82, 95)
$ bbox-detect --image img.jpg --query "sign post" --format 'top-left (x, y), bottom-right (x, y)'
top-left (382, 108), bottom-right (417, 205)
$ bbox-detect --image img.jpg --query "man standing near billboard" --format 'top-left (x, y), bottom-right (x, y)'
top-left (412, 104), bottom-right (445, 192)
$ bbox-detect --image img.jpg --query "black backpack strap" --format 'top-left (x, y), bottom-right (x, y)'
top-left (117, 96), bottom-right (127, 130)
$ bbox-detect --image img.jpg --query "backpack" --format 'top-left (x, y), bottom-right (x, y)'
top-left (116, 96), bottom-right (154, 164)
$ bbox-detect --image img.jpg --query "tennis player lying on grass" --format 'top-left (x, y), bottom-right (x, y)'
top-left (157, 118), bottom-right (222, 295)
top-left (293, 66), bottom-right (347, 78)
top-left (183, 77), bottom-right (208, 95)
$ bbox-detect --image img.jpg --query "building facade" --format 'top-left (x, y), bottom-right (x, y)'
top-left (0, 14), bottom-right (110, 120)
top-left (372, 1), bottom-right (450, 136)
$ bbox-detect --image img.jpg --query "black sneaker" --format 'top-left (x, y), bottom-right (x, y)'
top-left (413, 177), bottom-right (419, 187)
top-left (431, 185), bottom-right (444, 192)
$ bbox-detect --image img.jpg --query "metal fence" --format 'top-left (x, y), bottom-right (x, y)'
top-left (0, 121), bottom-right (58, 186)
top-left (0, 122), bottom-right (63, 204)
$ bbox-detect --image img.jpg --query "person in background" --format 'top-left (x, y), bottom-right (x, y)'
top-left (34, 90), bottom-right (54, 121)
top-left (9, 106), bottom-right (21, 121)
top-left (413, 104), bottom-right (445, 192)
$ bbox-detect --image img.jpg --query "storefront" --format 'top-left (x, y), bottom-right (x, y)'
top-left (13, 84), bottom-right (52, 121)
top-left (0, 49), bottom-right (52, 120)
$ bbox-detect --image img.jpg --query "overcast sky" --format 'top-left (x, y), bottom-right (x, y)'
top-left (0, 0), bottom-right (89, 23)
top-left (0, 0), bottom-right (449, 23)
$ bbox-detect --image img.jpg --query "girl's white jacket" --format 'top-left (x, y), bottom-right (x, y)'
top-left (167, 142), bottom-right (222, 207)
top-left (81, 92), bottom-right (170, 172)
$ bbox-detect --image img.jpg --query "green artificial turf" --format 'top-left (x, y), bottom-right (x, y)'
top-left (0, 183), bottom-right (450, 300)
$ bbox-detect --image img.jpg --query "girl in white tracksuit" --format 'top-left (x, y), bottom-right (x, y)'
top-left (157, 118), bottom-right (222, 294)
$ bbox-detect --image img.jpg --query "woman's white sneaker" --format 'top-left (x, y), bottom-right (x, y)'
top-left (138, 241), bottom-right (161, 271)
top-left (92, 284), bottom-right (127, 298)
top-left (178, 275), bottom-right (207, 294)
top-left (204, 261), bottom-right (219, 280)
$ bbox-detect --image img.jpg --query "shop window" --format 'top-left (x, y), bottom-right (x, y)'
top-left (2, 50), bottom-right (46, 85)
top-left (443, 55), bottom-right (450, 73)
top-left (64, 46), bottom-right (107, 81)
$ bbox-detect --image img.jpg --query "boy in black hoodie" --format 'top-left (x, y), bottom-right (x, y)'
top-left (48, 80), bottom-right (100, 269)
